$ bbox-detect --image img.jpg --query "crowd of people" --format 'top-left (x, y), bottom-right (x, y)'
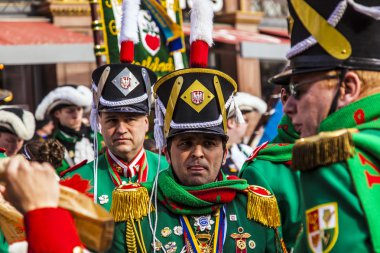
top-left (0, 0), bottom-right (379, 252)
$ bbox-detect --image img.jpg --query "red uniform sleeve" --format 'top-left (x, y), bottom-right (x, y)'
top-left (24, 207), bottom-right (83, 253)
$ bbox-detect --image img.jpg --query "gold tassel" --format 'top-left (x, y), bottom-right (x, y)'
top-left (110, 183), bottom-right (154, 222)
top-left (292, 129), bottom-right (356, 171)
top-left (246, 185), bottom-right (281, 228)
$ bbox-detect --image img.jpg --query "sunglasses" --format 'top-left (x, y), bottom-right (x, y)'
top-left (289, 74), bottom-right (340, 100)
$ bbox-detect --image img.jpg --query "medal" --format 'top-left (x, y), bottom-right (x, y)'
top-left (229, 214), bottom-right (237, 221)
top-left (174, 226), bottom-right (183, 236)
top-left (195, 233), bottom-right (212, 253)
top-left (231, 228), bottom-right (251, 253)
top-left (161, 227), bottom-right (172, 237)
top-left (151, 240), bottom-right (162, 251)
top-left (98, 194), bottom-right (109, 204)
top-left (194, 215), bottom-right (214, 232)
top-left (248, 240), bottom-right (256, 249)
top-left (165, 241), bottom-right (177, 253)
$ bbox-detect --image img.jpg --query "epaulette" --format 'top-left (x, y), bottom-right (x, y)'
top-left (292, 129), bottom-right (357, 171)
top-left (110, 182), bottom-right (154, 222)
top-left (245, 141), bottom-right (269, 162)
top-left (60, 159), bottom-right (87, 178)
top-left (245, 185), bottom-right (281, 228)
top-left (0, 147), bottom-right (6, 153)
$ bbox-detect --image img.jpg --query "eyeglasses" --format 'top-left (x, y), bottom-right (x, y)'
top-left (289, 74), bottom-right (340, 100)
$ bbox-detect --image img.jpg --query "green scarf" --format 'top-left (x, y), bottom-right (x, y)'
top-left (255, 115), bottom-right (300, 163)
top-left (143, 169), bottom-right (249, 216)
top-left (319, 93), bottom-right (380, 253)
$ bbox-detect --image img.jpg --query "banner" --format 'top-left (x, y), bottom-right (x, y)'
top-left (99, 0), bottom-right (188, 77)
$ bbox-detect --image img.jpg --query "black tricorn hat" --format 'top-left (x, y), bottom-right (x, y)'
top-left (153, 68), bottom-right (237, 140)
top-left (92, 63), bottom-right (157, 114)
top-left (270, 0), bottom-right (380, 85)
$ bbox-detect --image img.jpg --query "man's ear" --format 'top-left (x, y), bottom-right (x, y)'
top-left (338, 71), bottom-right (361, 109)
top-left (164, 147), bottom-right (171, 164)
top-left (227, 118), bottom-right (235, 129)
top-left (53, 109), bottom-right (61, 118)
top-left (144, 115), bottom-right (149, 133)
top-left (281, 88), bottom-right (289, 105)
top-left (222, 148), bottom-right (228, 165)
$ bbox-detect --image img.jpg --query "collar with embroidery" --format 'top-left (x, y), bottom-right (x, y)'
top-left (106, 148), bottom-right (146, 179)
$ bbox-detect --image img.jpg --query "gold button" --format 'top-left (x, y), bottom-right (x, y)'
top-left (341, 49), bottom-right (347, 54)
top-left (73, 246), bottom-right (83, 253)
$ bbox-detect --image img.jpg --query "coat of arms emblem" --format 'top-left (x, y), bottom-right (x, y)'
top-left (120, 76), bottom-right (132, 89)
top-left (306, 202), bottom-right (338, 253)
top-left (191, 90), bottom-right (204, 105)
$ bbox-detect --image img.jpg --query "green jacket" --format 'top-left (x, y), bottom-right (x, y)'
top-left (294, 93), bottom-right (380, 253)
top-left (240, 116), bottom-right (302, 251)
top-left (108, 169), bottom-right (286, 253)
top-left (61, 150), bottom-right (168, 211)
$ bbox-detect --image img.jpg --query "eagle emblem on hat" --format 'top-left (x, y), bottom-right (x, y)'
top-left (181, 80), bottom-right (214, 113)
top-left (191, 90), bottom-right (204, 105)
top-left (112, 67), bottom-right (140, 97)
top-left (120, 76), bottom-right (132, 89)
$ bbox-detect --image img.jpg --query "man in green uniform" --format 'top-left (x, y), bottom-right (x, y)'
top-left (108, 62), bottom-right (287, 252)
top-left (240, 114), bottom-right (302, 251)
top-left (269, 0), bottom-right (380, 252)
top-left (35, 84), bottom-right (103, 174)
top-left (61, 63), bottom-right (168, 211)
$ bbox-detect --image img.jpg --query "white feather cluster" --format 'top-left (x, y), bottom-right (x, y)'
top-left (189, 0), bottom-right (214, 46)
top-left (120, 0), bottom-right (141, 43)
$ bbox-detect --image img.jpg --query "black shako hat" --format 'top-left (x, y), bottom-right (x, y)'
top-left (91, 63), bottom-right (157, 114)
top-left (153, 68), bottom-right (237, 140)
top-left (270, 0), bottom-right (380, 85)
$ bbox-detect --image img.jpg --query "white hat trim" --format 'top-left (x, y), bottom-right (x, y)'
top-left (35, 85), bottom-right (92, 120)
top-left (0, 109), bottom-right (35, 140)
top-left (170, 115), bottom-right (223, 129)
top-left (99, 93), bottom-right (147, 107)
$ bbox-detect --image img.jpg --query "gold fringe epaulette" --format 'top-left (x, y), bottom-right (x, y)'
top-left (246, 185), bottom-right (281, 228)
top-left (292, 129), bottom-right (356, 171)
top-left (110, 183), bottom-right (154, 222)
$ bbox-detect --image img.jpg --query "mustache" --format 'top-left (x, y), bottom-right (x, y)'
top-left (113, 135), bottom-right (132, 141)
top-left (186, 160), bottom-right (209, 169)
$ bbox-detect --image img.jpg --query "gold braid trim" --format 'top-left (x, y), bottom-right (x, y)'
top-left (292, 129), bottom-right (356, 171)
top-left (110, 183), bottom-right (154, 222)
top-left (246, 185), bottom-right (281, 228)
top-left (126, 221), bottom-right (137, 253)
